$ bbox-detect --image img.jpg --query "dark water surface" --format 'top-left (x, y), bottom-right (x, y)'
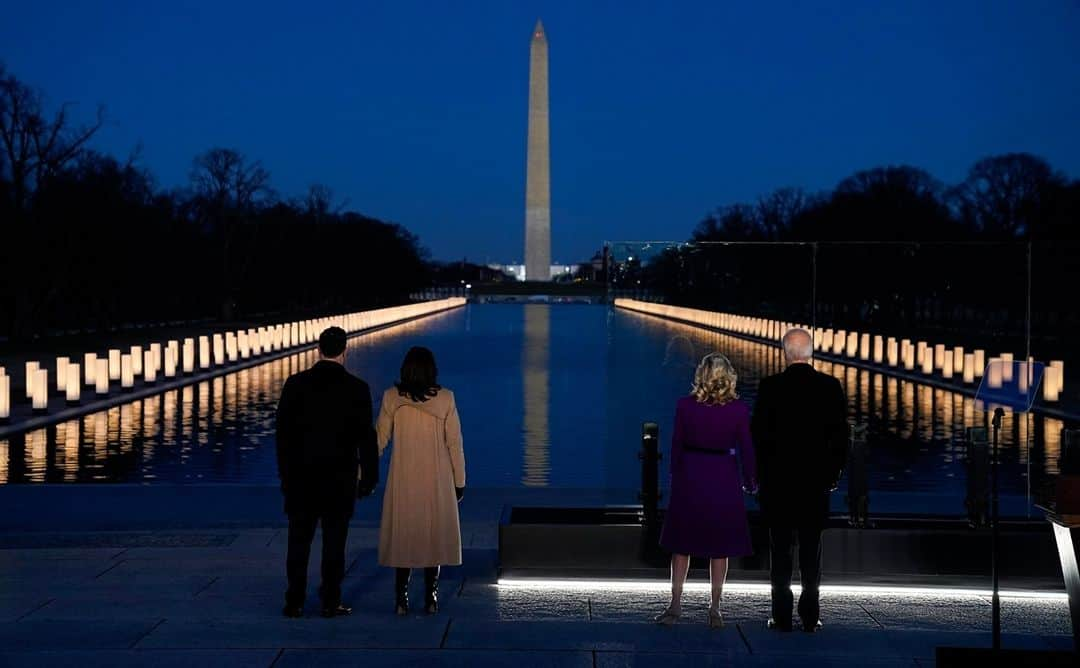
top-left (0, 305), bottom-right (1066, 515)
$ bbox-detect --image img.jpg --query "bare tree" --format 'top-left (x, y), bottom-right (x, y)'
top-left (952, 153), bottom-right (1066, 238)
top-left (189, 147), bottom-right (273, 319)
top-left (756, 187), bottom-right (810, 240)
top-left (0, 63), bottom-right (104, 213)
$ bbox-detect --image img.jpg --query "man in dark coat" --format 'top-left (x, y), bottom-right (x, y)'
top-left (751, 328), bottom-right (848, 632)
top-left (276, 326), bottom-right (378, 618)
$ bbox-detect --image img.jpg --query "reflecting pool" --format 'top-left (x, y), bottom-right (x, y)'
top-left (0, 304), bottom-right (1071, 516)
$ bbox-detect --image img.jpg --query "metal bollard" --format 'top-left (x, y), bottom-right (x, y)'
top-left (847, 423), bottom-right (870, 528)
top-left (965, 427), bottom-right (990, 528)
top-left (639, 422), bottom-right (662, 562)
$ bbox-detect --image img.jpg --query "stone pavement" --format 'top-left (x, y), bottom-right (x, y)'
top-left (0, 521), bottom-right (1073, 667)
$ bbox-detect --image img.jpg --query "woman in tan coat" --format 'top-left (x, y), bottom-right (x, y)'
top-left (376, 346), bottom-right (465, 615)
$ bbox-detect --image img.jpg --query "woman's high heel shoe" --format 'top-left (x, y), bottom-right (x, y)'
top-left (395, 568), bottom-right (410, 616)
top-left (708, 608), bottom-right (725, 629)
top-left (654, 605), bottom-right (681, 625)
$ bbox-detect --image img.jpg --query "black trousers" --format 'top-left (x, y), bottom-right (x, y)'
top-left (768, 526), bottom-right (823, 626)
top-left (285, 513), bottom-right (350, 608)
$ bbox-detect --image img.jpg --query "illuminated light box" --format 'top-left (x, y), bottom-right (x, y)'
top-left (953, 347), bottom-right (964, 375)
top-left (987, 360), bottom-right (1003, 389)
top-left (149, 343), bottom-right (162, 374)
top-left (213, 334), bottom-right (225, 366)
top-left (846, 332), bottom-right (859, 358)
top-left (25, 361), bottom-right (40, 400)
top-left (886, 338), bottom-right (898, 367)
top-left (164, 348), bottom-right (177, 378)
top-left (199, 336), bottom-right (211, 370)
top-left (56, 356), bottom-right (69, 392)
top-left (239, 332), bottom-right (250, 359)
top-left (121, 354), bottom-right (134, 390)
top-left (182, 339), bottom-right (195, 374)
top-left (1043, 367), bottom-right (1061, 402)
top-left (963, 354), bottom-right (975, 384)
top-left (32, 369), bottom-right (48, 412)
top-left (0, 374), bottom-right (9, 420)
top-left (144, 351), bottom-right (157, 384)
top-left (1049, 360), bottom-right (1064, 393)
top-left (942, 351), bottom-right (954, 379)
top-left (916, 342), bottom-right (927, 365)
top-left (833, 330), bottom-right (846, 355)
top-left (873, 336), bottom-right (884, 364)
top-left (130, 346), bottom-right (143, 376)
top-left (66, 363), bottom-right (81, 404)
top-left (226, 332), bottom-right (238, 362)
top-left (1000, 353), bottom-right (1014, 382)
top-left (922, 352), bottom-right (934, 375)
top-left (108, 349), bottom-right (122, 380)
top-left (934, 344), bottom-right (945, 370)
top-left (96, 359), bottom-right (110, 395)
top-left (84, 353), bottom-right (97, 386)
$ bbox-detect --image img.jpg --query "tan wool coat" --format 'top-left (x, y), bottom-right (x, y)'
top-left (376, 387), bottom-right (466, 568)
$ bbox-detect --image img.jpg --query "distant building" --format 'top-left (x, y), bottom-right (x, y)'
top-left (488, 263), bottom-right (578, 281)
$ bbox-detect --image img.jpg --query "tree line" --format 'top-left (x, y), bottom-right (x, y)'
top-left (630, 161), bottom-right (1079, 359)
top-left (0, 65), bottom-right (431, 341)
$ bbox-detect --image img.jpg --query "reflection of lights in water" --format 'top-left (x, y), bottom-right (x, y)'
top-left (0, 439), bottom-right (8, 483)
top-left (26, 429), bottom-right (46, 482)
top-left (662, 335), bottom-right (698, 370)
top-left (1044, 418), bottom-right (1063, 474)
top-left (522, 304), bottom-right (550, 487)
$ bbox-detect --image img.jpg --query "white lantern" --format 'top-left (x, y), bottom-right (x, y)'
top-left (953, 347), bottom-right (964, 375)
top-left (108, 349), bottom-right (122, 381)
top-left (239, 331), bottom-right (250, 359)
top-left (1001, 353), bottom-right (1014, 382)
top-left (934, 344), bottom-right (945, 370)
top-left (213, 334), bottom-right (225, 366)
top-left (846, 332), bottom-right (858, 358)
top-left (974, 350), bottom-right (986, 378)
top-left (916, 342), bottom-right (927, 366)
top-left (56, 356), bottom-right (70, 392)
top-left (942, 351), bottom-right (954, 379)
top-left (183, 339), bottom-right (195, 374)
top-left (66, 363), bottom-right (81, 404)
top-left (130, 346), bottom-right (143, 376)
top-left (922, 351), bottom-right (934, 375)
top-left (121, 354), bottom-right (134, 390)
top-left (963, 354), bottom-right (975, 384)
top-left (834, 330), bottom-right (846, 355)
top-left (227, 332), bottom-right (238, 362)
top-left (164, 347), bottom-right (177, 378)
top-left (32, 369), bottom-right (48, 412)
top-left (25, 361), bottom-right (40, 399)
top-left (199, 336), bottom-right (211, 369)
top-left (1044, 367), bottom-right (1061, 402)
top-left (987, 360), bottom-right (1003, 389)
top-left (144, 350), bottom-right (157, 384)
top-left (84, 353), bottom-right (98, 386)
top-left (886, 338), bottom-right (898, 367)
top-left (96, 359), bottom-right (110, 395)
top-left (150, 343), bottom-right (162, 374)
top-left (0, 374), bottom-right (10, 421)
top-left (1050, 360), bottom-right (1064, 393)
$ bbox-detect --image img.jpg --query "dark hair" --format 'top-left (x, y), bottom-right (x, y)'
top-left (318, 326), bottom-right (347, 358)
top-left (396, 346), bottom-right (440, 402)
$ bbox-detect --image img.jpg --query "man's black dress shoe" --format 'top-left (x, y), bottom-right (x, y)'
top-left (766, 618), bottom-right (793, 632)
top-left (282, 605), bottom-right (303, 618)
top-left (802, 620), bottom-right (823, 633)
top-left (321, 604), bottom-right (352, 618)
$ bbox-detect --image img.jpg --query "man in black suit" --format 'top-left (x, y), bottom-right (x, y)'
top-left (276, 326), bottom-right (378, 618)
top-left (751, 328), bottom-right (848, 633)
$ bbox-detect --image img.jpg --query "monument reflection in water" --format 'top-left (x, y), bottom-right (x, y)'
top-left (0, 304), bottom-right (1071, 517)
top-left (521, 304), bottom-right (551, 486)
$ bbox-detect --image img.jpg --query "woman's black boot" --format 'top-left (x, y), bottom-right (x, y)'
top-left (395, 568), bottom-right (410, 615)
top-left (424, 566), bottom-right (440, 614)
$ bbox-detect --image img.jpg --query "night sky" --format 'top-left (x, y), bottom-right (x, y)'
top-left (2, 1), bottom-right (1078, 263)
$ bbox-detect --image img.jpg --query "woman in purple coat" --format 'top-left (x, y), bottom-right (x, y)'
top-left (655, 353), bottom-right (757, 628)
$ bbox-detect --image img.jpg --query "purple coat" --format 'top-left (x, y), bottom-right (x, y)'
top-left (659, 396), bottom-right (758, 559)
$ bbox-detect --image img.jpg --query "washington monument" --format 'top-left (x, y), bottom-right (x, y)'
top-left (525, 19), bottom-right (551, 281)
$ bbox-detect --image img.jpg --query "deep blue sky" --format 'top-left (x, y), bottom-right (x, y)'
top-left (3, 1), bottom-right (1078, 262)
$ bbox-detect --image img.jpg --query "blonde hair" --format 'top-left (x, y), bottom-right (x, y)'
top-left (691, 353), bottom-right (739, 405)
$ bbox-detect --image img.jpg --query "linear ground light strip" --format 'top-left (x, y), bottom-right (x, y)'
top-left (496, 578), bottom-right (1067, 601)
